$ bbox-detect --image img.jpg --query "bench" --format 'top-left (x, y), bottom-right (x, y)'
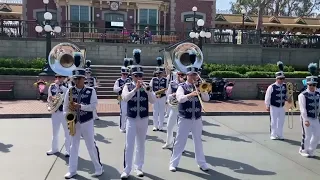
top-left (0, 81), bottom-right (14, 99)
top-left (257, 84), bottom-right (269, 100)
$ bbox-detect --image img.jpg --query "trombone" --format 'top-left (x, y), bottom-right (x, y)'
top-left (286, 82), bottom-right (298, 129)
top-left (193, 83), bottom-right (207, 113)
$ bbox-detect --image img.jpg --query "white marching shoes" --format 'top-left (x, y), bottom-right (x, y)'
top-left (162, 143), bottom-right (173, 149)
top-left (120, 172), bottom-right (129, 179)
top-left (135, 169), bottom-right (144, 177)
top-left (93, 166), bottom-right (104, 177)
top-left (46, 150), bottom-right (58, 155)
top-left (169, 166), bottom-right (176, 172)
top-left (64, 172), bottom-right (77, 179)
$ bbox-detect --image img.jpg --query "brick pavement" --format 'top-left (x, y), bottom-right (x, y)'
top-left (0, 99), bottom-right (295, 115)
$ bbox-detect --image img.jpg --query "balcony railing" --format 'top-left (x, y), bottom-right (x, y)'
top-left (1, 19), bottom-right (320, 48)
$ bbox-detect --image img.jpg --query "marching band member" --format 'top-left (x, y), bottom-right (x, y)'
top-left (63, 53), bottom-right (103, 179)
top-left (298, 63), bottom-right (320, 157)
top-left (265, 61), bottom-right (290, 140)
top-left (46, 74), bottom-right (71, 157)
top-left (120, 49), bottom-right (156, 179)
top-left (162, 71), bottom-right (185, 149)
top-left (85, 68), bottom-right (100, 120)
top-left (150, 57), bottom-right (167, 131)
top-left (113, 58), bottom-right (130, 133)
top-left (169, 63), bottom-right (210, 172)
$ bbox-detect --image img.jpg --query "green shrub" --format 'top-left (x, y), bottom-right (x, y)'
top-left (203, 63), bottom-right (295, 74)
top-left (245, 71), bottom-right (275, 78)
top-left (208, 71), bottom-right (244, 78)
top-left (0, 68), bottom-right (42, 75)
top-left (0, 58), bottom-right (46, 69)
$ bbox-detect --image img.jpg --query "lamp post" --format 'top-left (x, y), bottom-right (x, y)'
top-left (241, 9), bottom-right (246, 45)
top-left (35, 0), bottom-right (61, 76)
top-left (188, 19), bottom-right (211, 50)
top-left (192, 6), bottom-right (198, 43)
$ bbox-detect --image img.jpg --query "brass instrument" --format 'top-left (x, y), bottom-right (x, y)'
top-left (193, 83), bottom-right (207, 113)
top-left (47, 91), bottom-right (64, 113)
top-left (66, 87), bottom-right (76, 136)
top-left (168, 97), bottom-right (178, 107)
top-left (139, 81), bottom-right (151, 92)
top-left (155, 88), bottom-right (168, 98)
top-left (286, 82), bottom-right (298, 129)
top-left (163, 42), bottom-right (207, 112)
top-left (48, 42), bottom-right (85, 136)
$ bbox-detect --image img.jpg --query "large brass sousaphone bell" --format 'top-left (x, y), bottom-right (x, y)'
top-left (172, 43), bottom-right (212, 93)
top-left (48, 43), bottom-right (86, 136)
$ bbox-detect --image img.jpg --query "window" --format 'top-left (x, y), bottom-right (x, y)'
top-left (69, 5), bottom-right (91, 32)
top-left (139, 9), bottom-right (158, 32)
top-left (36, 12), bottom-right (57, 25)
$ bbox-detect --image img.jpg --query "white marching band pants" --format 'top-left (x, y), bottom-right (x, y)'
top-left (300, 117), bottom-right (320, 154)
top-left (120, 100), bottom-right (128, 130)
top-left (165, 107), bottom-right (178, 145)
top-left (51, 111), bottom-right (71, 153)
top-left (68, 120), bottom-right (102, 173)
top-left (270, 105), bottom-right (285, 138)
top-left (170, 117), bottom-right (207, 168)
top-left (153, 96), bottom-right (167, 129)
top-left (123, 117), bottom-right (149, 174)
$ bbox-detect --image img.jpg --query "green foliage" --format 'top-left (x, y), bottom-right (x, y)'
top-left (208, 71), bottom-right (308, 78)
top-left (203, 63), bottom-right (295, 74)
top-left (208, 71), bottom-right (244, 78)
top-left (0, 68), bottom-right (42, 75)
top-left (0, 58), bottom-right (46, 69)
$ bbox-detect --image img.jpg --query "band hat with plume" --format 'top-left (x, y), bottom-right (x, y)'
top-left (85, 68), bottom-right (92, 73)
top-left (155, 56), bottom-right (164, 73)
top-left (72, 52), bottom-right (86, 78)
top-left (121, 58), bottom-right (130, 74)
top-left (86, 60), bottom-right (91, 68)
top-left (186, 65), bottom-right (200, 75)
top-left (306, 63), bottom-right (318, 84)
top-left (131, 49), bottom-right (143, 74)
top-left (275, 61), bottom-right (285, 79)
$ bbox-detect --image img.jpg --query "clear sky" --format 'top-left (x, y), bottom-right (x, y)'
top-left (216, 0), bottom-right (234, 10)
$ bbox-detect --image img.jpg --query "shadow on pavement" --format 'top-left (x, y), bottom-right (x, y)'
top-left (146, 135), bottom-right (165, 144)
top-left (202, 130), bottom-right (252, 143)
top-left (177, 167), bottom-right (240, 180)
top-left (202, 120), bottom-right (220, 127)
top-left (183, 150), bottom-right (276, 176)
top-left (94, 133), bottom-right (112, 144)
top-left (0, 142), bottom-right (13, 153)
top-left (94, 119), bottom-right (118, 128)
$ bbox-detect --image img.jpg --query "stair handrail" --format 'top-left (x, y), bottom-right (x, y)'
top-left (159, 37), bottom-right (192, 52)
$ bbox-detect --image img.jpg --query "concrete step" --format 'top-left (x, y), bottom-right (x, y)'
top-left (97, 90), bottom-right (117, 95)
top-left (97, 95), bottom-right (118, 99)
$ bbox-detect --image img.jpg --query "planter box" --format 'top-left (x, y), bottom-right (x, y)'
top-left (0, 75), bottom-right (304, 100)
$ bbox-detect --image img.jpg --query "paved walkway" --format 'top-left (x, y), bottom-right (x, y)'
top-left (0, 99), bottom-right (298, 118)
top-left (0, 116), bottom-right (319, 180)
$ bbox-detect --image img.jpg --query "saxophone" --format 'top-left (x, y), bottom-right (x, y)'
top-left (66, 87), bottom-right (76, 136)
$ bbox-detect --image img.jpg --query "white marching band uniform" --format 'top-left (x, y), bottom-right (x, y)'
top-left (121, 64), bottom-right (156, 179)
top-left (113, 65), bottom-right (130, 132)
top-left (163, 73), bottom-right (180, 149)
top-left (85, 67), bottom-right (99, 120)
top-left (265, 64), bottom-right (287, 140)
top-left (169, 65), bottom-right (210, 172)
top-left (298, 64), bottom-right (320, 158)
top-left (63, 68), bottom-right (103, 179)
top-left (150, 66), bottom-right (167, 131)
top-left (46, 76), bottom-right (71, 157)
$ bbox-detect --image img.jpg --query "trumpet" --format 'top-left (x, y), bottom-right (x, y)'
top-left (66, 87), bottom-right (76, 136)
top-left (139, 81), bottom-right (151, 92)
top-left (155, 88), bottom-right (168, 98)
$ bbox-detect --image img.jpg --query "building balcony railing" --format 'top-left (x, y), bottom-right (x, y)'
top-left (1, 19), bottom-right (320, 48)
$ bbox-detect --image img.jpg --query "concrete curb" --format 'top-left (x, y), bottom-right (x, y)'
top-left (0, 112), bottom-right (300, 119)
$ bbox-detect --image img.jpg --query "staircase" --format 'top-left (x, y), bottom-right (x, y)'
top-left (91, 65), bottom-right (157, 99)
